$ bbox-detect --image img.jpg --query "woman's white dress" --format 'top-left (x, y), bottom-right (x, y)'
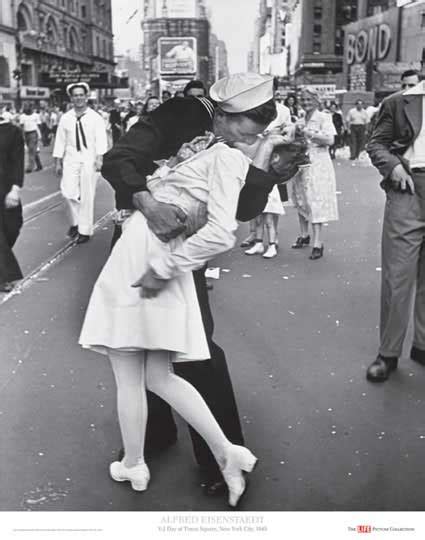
top-left (79, 143), bottom-right (250, 362)
top-left (291, 110), bottom-right (339, 223)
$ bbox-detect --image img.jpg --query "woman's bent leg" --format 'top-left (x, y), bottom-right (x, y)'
top-left (145, 351), bottom-right (257, 506)
top-left (109, 349), bottom-right (148, 467)
top-left (146, 351), bottom-right (229, 462)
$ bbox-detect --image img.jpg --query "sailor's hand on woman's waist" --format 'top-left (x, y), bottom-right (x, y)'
top-left (133, 191), bottom-right (187, 242)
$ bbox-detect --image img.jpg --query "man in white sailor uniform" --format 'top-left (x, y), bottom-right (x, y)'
top-left (53, 82), bottom-right (108, 244)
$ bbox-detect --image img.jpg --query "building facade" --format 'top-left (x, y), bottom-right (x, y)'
top-left (343, 0), bottom-right (425, 96)
top-left (248, 0), bottom-right (290, 78)
top-left (142, 0), bottom-right (215, 94)
top-left (209, 32), bottom-right (229, 82)
top-left (13, 0), bottom-right (116, 107)
top-left (0, 0), bottom-right (18, 106)
top-left (285, 0), bottom-right (358, 88)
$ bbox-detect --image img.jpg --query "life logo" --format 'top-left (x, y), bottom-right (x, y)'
top-left (357, 525), bottom-right (372, 533)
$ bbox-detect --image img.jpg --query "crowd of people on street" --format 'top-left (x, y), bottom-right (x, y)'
top-left (1, 67), bottom-right (425, 509)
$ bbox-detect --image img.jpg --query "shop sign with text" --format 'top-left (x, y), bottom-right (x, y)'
top-left (344, 8), bottom-right (399, 66)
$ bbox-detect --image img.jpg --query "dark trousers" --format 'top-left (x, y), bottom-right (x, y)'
top-left (349, 125), bottom-right (366, 159)
top-left (39, 123), bottom-right (51, 146)
top-left (24, 131), bottom-right (38, 172)
top-left (0, 204), bottom-right (23, 285)
top-left (379, 173), bottom-right (425, 358)
top-left (111, 224), bottom-right (244, 479)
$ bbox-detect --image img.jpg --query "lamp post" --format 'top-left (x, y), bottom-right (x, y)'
top-left (13, 32), bottom-right (23, 111)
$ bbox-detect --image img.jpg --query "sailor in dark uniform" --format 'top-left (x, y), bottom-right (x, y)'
top-left (0, 116), bottom-right (25, 293)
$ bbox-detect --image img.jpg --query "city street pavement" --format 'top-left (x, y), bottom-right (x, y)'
top-left (1, 152), bottom-right (425, 513)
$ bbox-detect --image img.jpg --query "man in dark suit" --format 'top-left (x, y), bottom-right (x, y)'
top-left (0, 116), bottom-right (25, 293)
top-left (367, 79), bottom-right (425, 382)
top-left (102, 95), bottom-right (279, 494)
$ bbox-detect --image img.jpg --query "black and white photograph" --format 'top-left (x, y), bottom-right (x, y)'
top-left (1, 0), bottom-right (425, 539)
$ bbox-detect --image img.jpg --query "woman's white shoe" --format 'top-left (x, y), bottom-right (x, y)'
top-left (109, 460), bottom-right (150, 491)
top-left (220, 445), bottom-right (258, 507)
top-left (263, 244), bottom-right (278, 259)
top-left (245, 242), bottom-right (265, 256)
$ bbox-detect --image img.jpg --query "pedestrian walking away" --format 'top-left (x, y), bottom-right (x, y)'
top-left (53, 82), bottom-right (108, 244)
top-left (80, 73), bottom-right (286, 507)
top-left (367, 79), bottom-right (425, 382)
top-left (19, 104), bottom-right (42, 173)
top-left (0, 114), bottom-right (25, 293)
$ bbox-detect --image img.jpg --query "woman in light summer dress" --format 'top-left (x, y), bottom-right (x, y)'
top-left (291, 88), bottom-right (339, 260)
top-left (79, 73), bottom-right (285, 507)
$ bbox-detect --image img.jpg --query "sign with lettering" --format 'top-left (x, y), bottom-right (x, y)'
top-left (346, 24), bottom-right (391, 65)
top-left (21, 86), bottom-right (50, 99)
top-left (40, 71), bottom-right (109, 87)
top-left (344, 8), bottom-right (399, 66)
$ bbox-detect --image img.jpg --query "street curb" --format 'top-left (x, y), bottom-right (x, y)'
top-left (0, 210), bottom-right (115, 306)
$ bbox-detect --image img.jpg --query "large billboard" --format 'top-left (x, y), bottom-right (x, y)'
top-left (158, 37), bottom-right (197, 74)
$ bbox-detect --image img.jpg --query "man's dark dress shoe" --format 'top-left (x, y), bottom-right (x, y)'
top-left (411, 346), bottom-right (425, 366)
top-left (67, 226), bottom-right (79, 239)
top-left (366, 355), bottom-right (398, 382)
top-left (76, 234), bottom-right (90, 244)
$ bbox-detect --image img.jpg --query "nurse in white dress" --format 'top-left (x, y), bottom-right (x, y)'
top-left (79, 73), bottom-right (285, 507)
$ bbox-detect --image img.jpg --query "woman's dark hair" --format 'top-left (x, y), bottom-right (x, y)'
top-left (284, 93), bottom-right (297, 106)
top-left (142, 96), bottom-right (159, 115)
top-left (183, 79), bottom-right (207, 96)
top-left (225, 99), bottom-right (277, 126)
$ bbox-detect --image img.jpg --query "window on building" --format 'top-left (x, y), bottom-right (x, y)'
top-left (367, 0), bottom-right (389, 17)
top-left (21, 63), bottom-right (33, 86)
top-left (314, 0), bottom-right (322, 19)
top-left (335, 28), bottom-right (344, 56)
top-left (0, 56), bottom-right (10, 87)
top-left (335, 1), bottom-right (357, 56)
top-left (96, 36), bottom-right (100, 56)
top-left (17, 4), bottom-right (31, 31)
top-left (81, 4), bottom-right (86, 18)
top-left (421, 13), bottom-right (425, 27)
top-left (46, 16), bottom-right (59, 45)
top-left (313, 23), bottom-right (322, 53)
top-left (69, 27), bottom-right (78, 52)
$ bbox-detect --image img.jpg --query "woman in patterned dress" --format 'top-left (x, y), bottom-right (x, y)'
top-left (291, 89), bottom-right (339, 260)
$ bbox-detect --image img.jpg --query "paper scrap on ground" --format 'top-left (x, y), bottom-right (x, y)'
top-left (205, 267), bottom-right (220, 279)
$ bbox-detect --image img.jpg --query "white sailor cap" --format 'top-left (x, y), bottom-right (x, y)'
top-left (66, 82), bottom-right (90, 96)
top-left (209, 73), bottom-right (274, 113)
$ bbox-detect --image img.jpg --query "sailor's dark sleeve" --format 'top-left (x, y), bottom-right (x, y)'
top-left (101, 121), bottom-right (161, 198)
top-left (236, 165), bottom-right (276, 222)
